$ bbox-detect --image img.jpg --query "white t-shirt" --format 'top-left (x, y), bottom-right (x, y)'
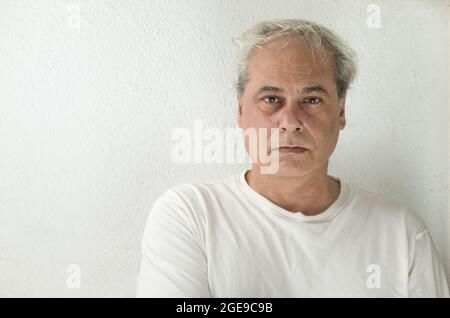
top-left (136, 171), bottom-right (450, 298)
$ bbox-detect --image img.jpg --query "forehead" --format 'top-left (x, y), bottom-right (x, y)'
top-left (247, 36), bottom-right (335, 85)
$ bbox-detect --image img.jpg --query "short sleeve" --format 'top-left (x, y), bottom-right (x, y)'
top-left (136, 188), bottom-right (211, 298)
top-left (408, 227), bottom-right (450, 298)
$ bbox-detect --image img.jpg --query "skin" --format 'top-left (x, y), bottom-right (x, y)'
top-left (236, 35), bottom-right (346, 216)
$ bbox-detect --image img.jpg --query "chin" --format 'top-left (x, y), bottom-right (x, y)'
top-left (262, 161), bottom-right (309, 177)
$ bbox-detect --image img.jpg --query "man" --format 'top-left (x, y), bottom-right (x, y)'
top-left (136, 19), bottom-right (449, 297)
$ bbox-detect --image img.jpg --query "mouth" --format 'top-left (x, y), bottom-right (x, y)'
top-left (274, 146), bottom-right (308, 154)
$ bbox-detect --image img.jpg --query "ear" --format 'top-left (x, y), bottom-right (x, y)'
top-left (338, 96), bottom-right (346, 130)
top-left (236, 93), bottom-right (243, 128)
top-left (237, 92), bottom-right (243, 116)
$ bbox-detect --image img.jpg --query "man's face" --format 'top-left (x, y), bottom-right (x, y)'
top-left (237, 35), bottom-right (346, 177)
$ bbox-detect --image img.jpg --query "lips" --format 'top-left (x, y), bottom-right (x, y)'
top-left (276, 145), bottom-right (308, 150)
top-left (275, 146), bottom-right (308, 153)
top-left (280, 146), bottom-right (307, 149)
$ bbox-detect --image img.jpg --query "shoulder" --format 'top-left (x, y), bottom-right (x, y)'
top-left (348, 183), bottom-right (427, 235)
top-left (159, 174), bottom-right (237, 208)
top-left (148, 173), bottom-right (238, 226)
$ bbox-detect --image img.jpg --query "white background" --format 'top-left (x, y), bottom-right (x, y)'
top-left (0, 0), bottom-right (448, 297)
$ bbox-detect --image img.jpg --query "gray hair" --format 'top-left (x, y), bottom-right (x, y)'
top-left (232, 19), bottom-right (358, 100)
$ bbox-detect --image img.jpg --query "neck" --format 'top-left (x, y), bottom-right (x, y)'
top-left (245, 167), bottom-right (341, 216)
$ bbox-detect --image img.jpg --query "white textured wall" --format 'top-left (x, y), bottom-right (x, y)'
top-left (0, 0), bottom-right (448, 297)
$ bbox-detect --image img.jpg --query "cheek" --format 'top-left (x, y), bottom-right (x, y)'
top-left (242, 106), bottom-right (275, 128)
top-left (319, 122), bottom-right (340, 150)
top-left (308, 118), bottom-right (339, 147)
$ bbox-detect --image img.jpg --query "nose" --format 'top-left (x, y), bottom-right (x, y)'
top-left (280, 125), bottom-right (302, 133)
top-left (279, 105), bottom-right (303, 133)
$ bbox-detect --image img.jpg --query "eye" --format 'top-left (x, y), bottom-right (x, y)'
top-left (262, 96), bottom-right (281, 105)
top-left (303, 97), bottom-right (322, 105)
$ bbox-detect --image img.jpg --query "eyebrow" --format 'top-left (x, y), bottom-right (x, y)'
top-left (255, 85), bottom-right (330, 97)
